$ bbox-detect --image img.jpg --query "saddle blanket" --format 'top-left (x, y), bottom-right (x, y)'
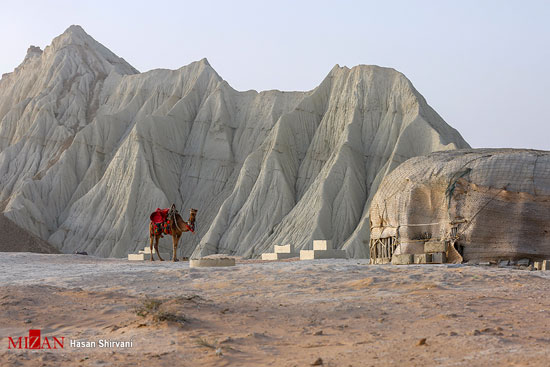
top-left (150, 208), bottom-right (169, 224)
top-left (150, 208), bottom-right (172, 237)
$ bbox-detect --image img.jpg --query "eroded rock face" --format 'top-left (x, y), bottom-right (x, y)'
top-left (0, 25), bottom-right (469, 258)
top-left (370, 149), bottom-right (550, 261)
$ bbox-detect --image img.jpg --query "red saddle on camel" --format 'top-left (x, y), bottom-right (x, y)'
top-left (149, 208), bottom-right (194, 237)
top-left (150, 208), bottom-right (172, 237)
top-left (150, 208), bottom-right (170, 224)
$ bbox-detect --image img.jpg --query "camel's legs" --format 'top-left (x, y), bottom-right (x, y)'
top-left (149, 232), bottom-right (155, 261)
top-left (172, 234), bottom-right (180, 262)
top-left (154, 237), bottom-right (164, 261)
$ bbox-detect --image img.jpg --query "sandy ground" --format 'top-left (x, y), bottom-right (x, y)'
top-left (1, 253), bottom-right (549, 366)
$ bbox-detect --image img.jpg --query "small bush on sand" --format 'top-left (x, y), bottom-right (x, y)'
top-left (135, 297), bottom-right (186, 325)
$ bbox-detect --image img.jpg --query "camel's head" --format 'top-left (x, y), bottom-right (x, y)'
top-left (189, 208), bottom-right (198, 222)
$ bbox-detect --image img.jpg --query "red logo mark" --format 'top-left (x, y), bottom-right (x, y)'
top-left (8, 329), bottom-right (64, 349)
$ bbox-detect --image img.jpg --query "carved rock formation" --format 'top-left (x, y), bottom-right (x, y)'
top-left (370, 149), bottom-right (550, 261)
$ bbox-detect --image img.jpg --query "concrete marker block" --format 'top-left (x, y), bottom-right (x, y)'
top-left (542, 260), bottom-right (550, 271)
top-left (313, 240), bottom-right (333, 251)
top-left (274, 244), bottom-right (294, 253)
top-left (261, 252), bottom-right (298, 260)
top-left (128, 252), bottom-right (170, 261)
top-left (300, 249), bottom-right (347, 260)
top-left (128, 253), bottom-right (145, 261)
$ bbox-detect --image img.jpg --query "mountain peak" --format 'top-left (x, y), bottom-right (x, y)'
top-left (199, 57), bottom-right (211, 67)
top-left (44, 25), bottom-right (139, 75)
top-left (50, 24), bottom-right (95, 50)
top-left (63, 24), bottom-right (87, 36)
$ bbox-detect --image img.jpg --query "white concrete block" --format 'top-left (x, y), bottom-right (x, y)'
top-left (190, 258), bottom-right (236, 268)
top-left (543, 260), bottom-right (550, 271)
top-left (128, 252), bottom-right (170, 261)
top-left (128, 254), bottom-right (145, 261)
top-left (261, 252), bottom-right (298, 260)
top-left (313, 240), bottom-right (333, 251)
top-left (274, 244), bottom-right (294, 253)
top-left (300, 249), bottom-right (347, 260)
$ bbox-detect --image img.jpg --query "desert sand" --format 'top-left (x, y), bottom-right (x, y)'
top-left (1, 253), bottom-right (549, 366)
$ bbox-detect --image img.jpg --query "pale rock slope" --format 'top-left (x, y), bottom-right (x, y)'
top-left (196, 65), bottom-right (470, 258)
top-left (0, 26), bottom-right (469, 258)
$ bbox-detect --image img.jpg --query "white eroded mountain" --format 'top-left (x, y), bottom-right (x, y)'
top-left (0, 26), bottom-right (469, 258)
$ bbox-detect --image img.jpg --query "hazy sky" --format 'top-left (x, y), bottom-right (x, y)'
top-left (2, 0), bottom-right (549, 149)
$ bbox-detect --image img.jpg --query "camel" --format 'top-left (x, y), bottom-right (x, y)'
top-left (149, 205), bottom-right (197, 262)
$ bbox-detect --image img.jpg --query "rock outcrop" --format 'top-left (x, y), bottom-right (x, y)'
top-left (0, 25), bottom-right (469, 258)
top-left (370, 149), bottom-right (550, 261)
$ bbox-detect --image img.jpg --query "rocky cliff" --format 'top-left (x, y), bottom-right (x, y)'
top-left (369, 149), bottom-right (550, 261)
top-left (0, 25), bottom-right (469, 258)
